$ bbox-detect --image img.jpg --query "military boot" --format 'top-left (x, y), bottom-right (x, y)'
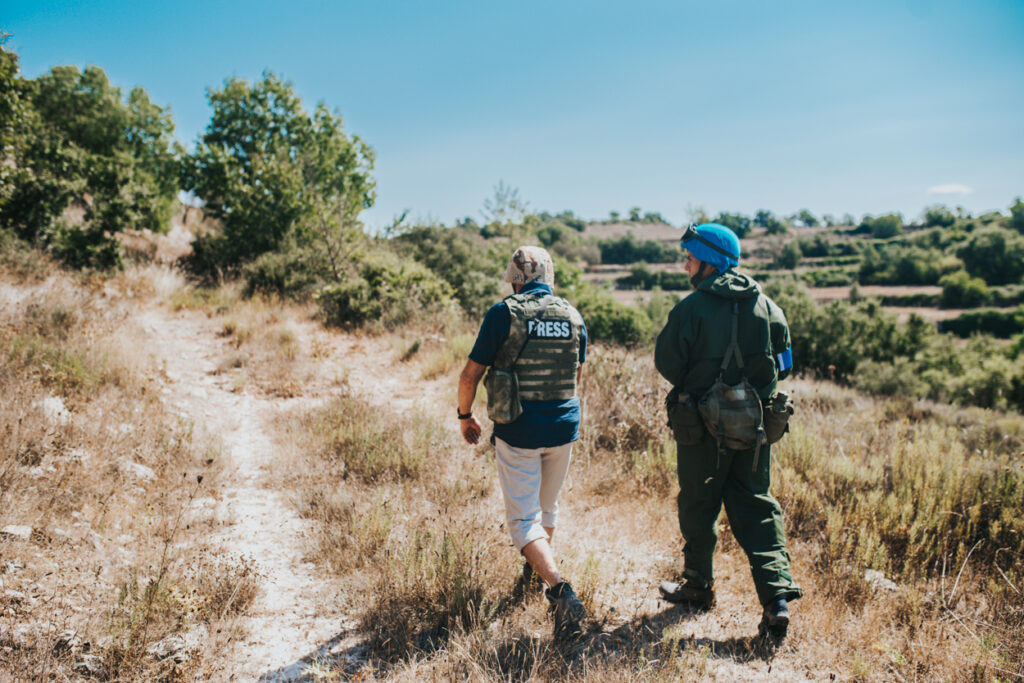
top-left (658, 581), bottom-right (716, 611)
top-left (758, 597), bottom-right (790, 639)
top-left (545, 581), bottom-right (585, 641)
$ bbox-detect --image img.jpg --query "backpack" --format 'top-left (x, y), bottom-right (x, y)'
top-left (697, 301), bottom-right (768, 470)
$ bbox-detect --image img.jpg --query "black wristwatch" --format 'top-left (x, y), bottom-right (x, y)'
top-left (457, 408), bottom-right (473, 420)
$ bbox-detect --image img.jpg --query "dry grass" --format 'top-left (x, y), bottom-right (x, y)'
top-left (270, 323), bottom-right (1024, 681)
top-left (7, 254), bottom-right (1023, 680)
top-left (0, 270), bottom-right (260, 680)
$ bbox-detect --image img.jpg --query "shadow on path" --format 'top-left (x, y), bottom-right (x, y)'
top-left (255, 599), bottom-right (784, 681)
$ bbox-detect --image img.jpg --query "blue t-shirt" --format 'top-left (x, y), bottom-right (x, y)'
top-left (469, 281), bottom-right (587, 448)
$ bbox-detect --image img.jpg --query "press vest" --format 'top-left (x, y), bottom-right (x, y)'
top-left (494, 293), bottom-right (583, 401)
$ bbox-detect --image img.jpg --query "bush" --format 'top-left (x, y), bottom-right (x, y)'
top-left (570, 286), bottom-right (653, 346)
top-left (1011, 197), bottom-right (1024, 234)
top-left (939, 270), bottom-right (990, 308)
top-left (776, 241), bottom-right (802, 269)
top-left (713, 212), bottom-right (751, 237)
top-left (940, 308), bottom-right (1024, 339)
top-left (598, 234), bottom-right (678, 264)
top-left (859, 214), bottom-right (903, 239)
top-left (957, 227), bottom-right (1024, 285)
top-left (392, 225), bottom-right (502, 318)
top-left (924, 205), bottom-right (956, 228)
top-left (617, 265), bottom-right (691, 291)
top-left (859, 243), bottom-right (961, 285)
top-left (317, 251), bottom-right (451, 329)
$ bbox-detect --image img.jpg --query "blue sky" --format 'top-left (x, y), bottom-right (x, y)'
top-left (5, 0), bottom-right (1023, 230)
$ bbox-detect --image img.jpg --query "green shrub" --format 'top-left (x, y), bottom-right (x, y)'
top-left (940, 308), bottom-right (1024, 339)
top-left (957, 227), bottom-right (1024, 285)
top-left (1011, 197), bottom-right (1024, 234)
top-left (242, 244), bottom-right (331, 299)
top-left (598, 233), bottom-right (679, 264)
top-left (858, 243), bottom-right (960, 285)
top-left (858, 213), bottom-right (903, 238)
top-left (939, 270), bottom-right (990, 308)
top-left (316, 251), bottom-right (451, 329)
top-left (392, 225), bottom-right (502, 318)
top-left (570, 286), bottom-right (653, 346)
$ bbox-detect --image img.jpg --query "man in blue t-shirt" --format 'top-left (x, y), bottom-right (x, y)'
top-left (457, 245), bottom-right (588, 641)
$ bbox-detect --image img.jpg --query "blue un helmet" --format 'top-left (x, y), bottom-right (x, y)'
top-left (681, 222), bottom-right (741, 271)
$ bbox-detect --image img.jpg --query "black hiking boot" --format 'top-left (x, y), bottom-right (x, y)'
top-left (758, 597), bottom-right (790, 640)
top-left (658, 581), bottom-right (716, 611)
top-left (545, 581), bottom-right (586, 641)
top-left (512, 561), bottom-right (545, 601)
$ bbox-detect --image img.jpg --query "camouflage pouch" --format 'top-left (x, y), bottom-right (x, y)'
top-left (667, 392), bottom-right (705, 446)
top-left (763, 391), bottom-right (793, 444)
top-left (484, 369), bottom-right (523, 424)
top-left (698, 376), bottom-right (765, 451)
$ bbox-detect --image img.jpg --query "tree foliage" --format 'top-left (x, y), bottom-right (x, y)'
top-left (0, 53), bottom-right (179, 268)
top-left (182, 71), bottom-right (375, 275)
top-left (714, 212), bottom-right (751, 237)
top-left (957, 227), bottom-right (1024, 286)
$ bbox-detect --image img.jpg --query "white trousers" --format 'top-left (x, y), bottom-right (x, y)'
top-left (493, 437), bottom-right (574, 550)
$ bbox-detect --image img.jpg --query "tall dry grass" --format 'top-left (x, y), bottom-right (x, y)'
top-left (276, 325), bottom-right (1024, 680)
top-left (0, 266), bottom-right (259, 680)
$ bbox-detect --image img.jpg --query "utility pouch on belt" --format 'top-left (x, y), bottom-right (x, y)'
top-left (666, 391), bottom-right (705, 446)
top-left (763, 390), bottom-right (794, 444)
top-left (484, 369), bottom-right (522, 424)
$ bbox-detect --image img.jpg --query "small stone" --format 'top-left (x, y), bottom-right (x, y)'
top-left (52, 629), bottom-right (83, 654)
top-left (864, 569), bottom-right (899, 592)
top-left (74, 654), bottom-right (105, 676)
top-left (39, 396), bottom-right (72, 425)
top-left (147, 634), bottom-right (188, 663)
top-left (0, 525), bottom-right (32, 541)
top-left (119, 461), bottom-right (156, 482)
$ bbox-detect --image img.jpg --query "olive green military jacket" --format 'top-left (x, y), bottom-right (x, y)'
top-left (654, 270), bottom-right (791, 401)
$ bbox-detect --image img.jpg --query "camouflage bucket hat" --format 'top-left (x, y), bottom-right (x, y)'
top-left (505, 246), bottom-right (555, 285)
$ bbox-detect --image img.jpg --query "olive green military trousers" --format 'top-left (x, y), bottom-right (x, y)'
top-left (675, 431), bottom-right (803, 606)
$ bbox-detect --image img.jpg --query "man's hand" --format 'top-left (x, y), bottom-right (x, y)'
top-left (460, 415), bottom-right (483, 445)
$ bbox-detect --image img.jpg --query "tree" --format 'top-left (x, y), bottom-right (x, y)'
top-left (764, 215), bottom-right (788, 235)
top-left (1010, 197), bottom-right (1024, 234)
top-left (859, 214), bottom-right (903, 239)
top-left (753, 209), bottom-right (774, 227)
top-left (714, 212), bottom-right (751, 237)
top-left (793, 209), bottom-right (818, 227)
top-left (776, 241), bottom-right (802, 269)
top-left (1, 62), bottom-right (180, 267)
top-left (183, 71), bottom-right (375, 275)
top-left (609, 210), bottom-right (620, 222)
top-left (957, 227), bottom-right (1024, 285)
top-left (923, 204), bottom-right (956, 228)
top-left (628, 206), bottom-right (641, 222)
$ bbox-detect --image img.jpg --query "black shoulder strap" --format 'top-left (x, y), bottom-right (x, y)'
top-left (720, 302), bottom-right (744, 372)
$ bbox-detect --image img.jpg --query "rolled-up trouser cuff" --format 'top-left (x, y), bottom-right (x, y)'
top-left (494, 438), bottom-right (573, 551)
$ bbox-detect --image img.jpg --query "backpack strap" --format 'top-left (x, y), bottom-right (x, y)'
top-left (719, 302), bottom-right (744, 373)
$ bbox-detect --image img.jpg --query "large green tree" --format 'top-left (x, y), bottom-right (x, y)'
top-left (0, 57), bottom-right (179, 267)
top-left (957, 227), bottom-right (1024, 286)
top-left (182, 72), bottom-right (375, 275)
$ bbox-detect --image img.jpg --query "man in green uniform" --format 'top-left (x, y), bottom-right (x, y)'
top-left (654, 223), bottom-right (801, 638)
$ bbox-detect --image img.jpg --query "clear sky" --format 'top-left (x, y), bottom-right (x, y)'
top-left (5, 0), bottom-right (1023, 230)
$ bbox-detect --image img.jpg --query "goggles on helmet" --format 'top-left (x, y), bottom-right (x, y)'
top-left (681, 224), bottom-right (740, 261)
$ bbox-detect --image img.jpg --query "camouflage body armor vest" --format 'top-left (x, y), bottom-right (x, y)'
top-left (494, 293), bottom-right (583, 402)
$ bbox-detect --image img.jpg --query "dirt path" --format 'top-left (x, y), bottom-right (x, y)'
top-left (135, 301), bottom-right (816, 681)
top-left (136, 306), bottom-right (355, 680)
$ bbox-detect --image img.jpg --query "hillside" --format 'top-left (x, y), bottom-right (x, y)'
top-left (1, 258), bottom-right (1022, 681)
